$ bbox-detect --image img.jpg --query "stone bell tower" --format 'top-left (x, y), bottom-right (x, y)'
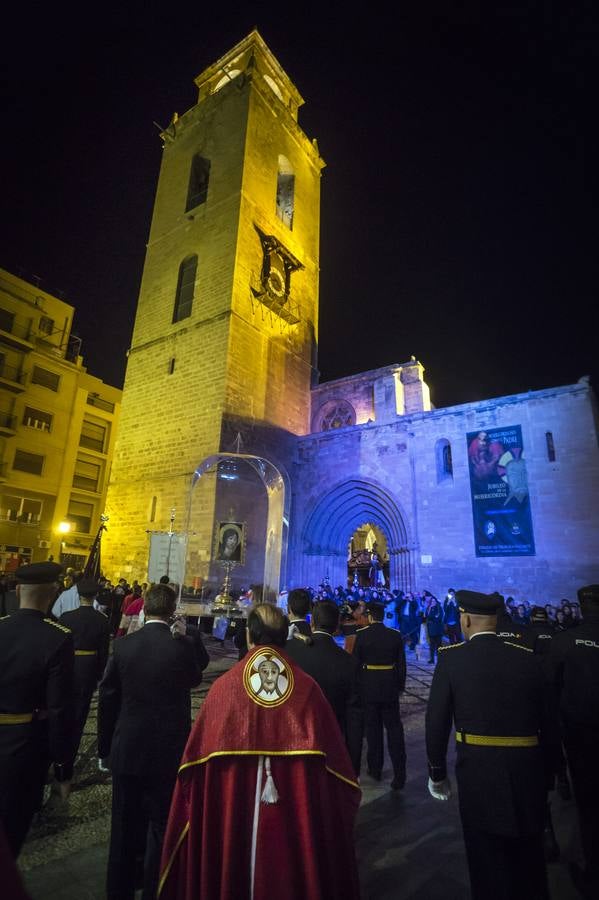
top-left (104, 31), bottom-right (324, 582)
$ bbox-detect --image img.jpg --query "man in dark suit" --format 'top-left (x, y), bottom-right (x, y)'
top-left (285, 599), bottom-right (363, 774)
top-left (98, 583), bottom-right (207, 900)
top-left (287, 587), bottom-right (312, 637)
top-left (353, 602), bottom-right (406, 789)
top-left (426, 589), bottom-right (558, 900)
top-left (0, 562), bottom-right (74, 857)
top-left (545, 584), bottom-right (599, 898)
top-left (59, 578), bottom-right (111, 779)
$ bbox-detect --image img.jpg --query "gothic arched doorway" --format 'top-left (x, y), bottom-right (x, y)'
top-left (299, 478), bottom-right (413, 591)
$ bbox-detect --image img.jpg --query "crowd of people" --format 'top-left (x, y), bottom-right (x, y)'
top-left (0, 562), bottom-right (598, 900)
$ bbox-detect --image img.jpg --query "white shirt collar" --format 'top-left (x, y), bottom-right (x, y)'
top-left (469, 631), bottom-right (498, 639)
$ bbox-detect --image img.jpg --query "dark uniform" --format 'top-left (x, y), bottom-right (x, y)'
top-left (426, 590), bottom-right (557, 900)
top-left (59, 579), bottom-right (111, 777)
top-left (545, 584), bottom-right (599, 896)
top-left (0, 562), bottom-right (74, 857)
top-left (98, 618), bottom-right (206, 899)
top-left (285, 630), bottom-right (363, 774)
top-left (352, 606), bottom-right (406, 788)
top-left (495, 608), bottom-right (528, 645)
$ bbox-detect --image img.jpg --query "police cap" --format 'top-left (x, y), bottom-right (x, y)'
top-left (577, 584), bottom-right (599, 605)
top-left (457, 590), bottom-right (504, 615)
top-left (78, 579), bottom-right (101, 598)
top-left (367, 602), bottom-right (385, 621)
top-left (15, 561), bottom-right (63, 584)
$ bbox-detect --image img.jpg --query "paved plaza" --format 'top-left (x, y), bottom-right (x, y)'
top-left (17, 639), bottom-right (581, 900)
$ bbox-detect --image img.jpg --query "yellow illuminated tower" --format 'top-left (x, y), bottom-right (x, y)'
top-left (104, 31), bottom-right (324, 585)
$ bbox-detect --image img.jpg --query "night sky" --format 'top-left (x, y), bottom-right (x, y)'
top-left (1, 3), bottom-right (597, 409)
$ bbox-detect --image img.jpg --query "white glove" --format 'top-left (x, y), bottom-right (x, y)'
top-left (428, 776), bottom-right (452, 801)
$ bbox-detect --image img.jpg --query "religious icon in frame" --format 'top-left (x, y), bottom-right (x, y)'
top-left (215, 521), bottom-right (245, 564)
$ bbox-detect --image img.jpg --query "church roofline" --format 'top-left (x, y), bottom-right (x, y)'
top-left (312, 360), bottom-right (421, 392)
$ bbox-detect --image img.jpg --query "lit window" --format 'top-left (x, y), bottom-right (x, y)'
top-left (172, 256), bottom-right (198, 323)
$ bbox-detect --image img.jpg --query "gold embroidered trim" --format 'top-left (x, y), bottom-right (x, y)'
top-left (178, 749), bottom-right (360, 790)
top-left (157, 821), bottom-right (190, 896)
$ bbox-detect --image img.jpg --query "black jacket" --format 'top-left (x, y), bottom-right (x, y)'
top-left (545, 613), bottom-right (599, 728)
top-left (0, 609), bottom-right (74, 767)
top-left (426, 634), bottom-right (558, 837)
top-left (98, 622), bottom-right (204, 775)
top-left (352, 622), bottom-right (406, 703)
top-left (60, 605), bottom-right (111, 685)
top-left (285, 631), bottom-right (363, 772)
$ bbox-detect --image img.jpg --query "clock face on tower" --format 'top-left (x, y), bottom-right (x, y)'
top-left (252, 225), bottom-right (303, 322)
top-left (266, 251), bottom-right (287, 300)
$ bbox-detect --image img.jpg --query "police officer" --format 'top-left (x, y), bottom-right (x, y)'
top-left (524, 605), bottom-right (554, 656)
top-left (0, 562), bottom-right (74, 857)
top-left (545, 584), bottom-right (599, 898)
top-left (59, 579), bottom-right (111, 778)
top-left (426, 590), bottom-right (557, 900)
top-left (352, 602), bottom-right (406, 789)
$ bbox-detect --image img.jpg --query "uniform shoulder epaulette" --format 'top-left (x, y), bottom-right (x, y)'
top-left (503, 640), bottom-right (532, 652)
top-left (43, 618), bottom-right (71, 634)
top-left (0, 614), bottom-right (10, 620)
top-left (439, 641), bottom-right (466, 651)
top-left (356, 625), bottom-right (370, 632)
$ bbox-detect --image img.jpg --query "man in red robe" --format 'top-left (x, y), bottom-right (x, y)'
top-left (158, 603), bottom-right (361, 900)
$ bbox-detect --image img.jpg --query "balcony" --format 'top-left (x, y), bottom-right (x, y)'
top-left (0, 411), bottom-right (17, 437)
top-left (0, 362), bottom-right (27, 393)
top-left (0, 315), bottom-right (34, 352)
top-left (86, 394), bottom-right (115, 414)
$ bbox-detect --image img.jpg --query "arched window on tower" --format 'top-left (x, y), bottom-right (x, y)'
top-left (436, 438), bottom-right (453, 484)
top-left (186, 154), bottom-right (210, 211)
top-left (172, 256), bottom-right (197, 324)
top-left (276, 155), bottom-right (295, 229)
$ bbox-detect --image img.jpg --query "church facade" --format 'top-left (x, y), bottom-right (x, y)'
top-left (104, 31), bottom-right (599, 604)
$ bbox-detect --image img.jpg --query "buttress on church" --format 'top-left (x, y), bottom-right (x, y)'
top-left (102, 31), bottom-right (599, 603)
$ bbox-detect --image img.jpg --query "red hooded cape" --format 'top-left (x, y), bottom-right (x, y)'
top-left (158, 646), bottom-right (361, 900)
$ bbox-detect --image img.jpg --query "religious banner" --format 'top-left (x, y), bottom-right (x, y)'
top-left (148, 532), bottom-right (187, 584)
top-left (466, 425), bottom-right (535, 557)
top-left (214, 521), bottom-right (245, 564)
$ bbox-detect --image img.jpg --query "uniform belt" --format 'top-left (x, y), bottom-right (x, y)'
top-left (364, 664), bottom-right (395, 670)
top-left (0, 711), bottom-right (44, 725)
top-left (75, 650), bottom-right (97, 656)
top-left (456, 732), bottom-right (539, 747)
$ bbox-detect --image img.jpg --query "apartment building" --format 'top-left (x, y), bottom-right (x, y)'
top-left (0, 269), bottom-right (121, 570)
